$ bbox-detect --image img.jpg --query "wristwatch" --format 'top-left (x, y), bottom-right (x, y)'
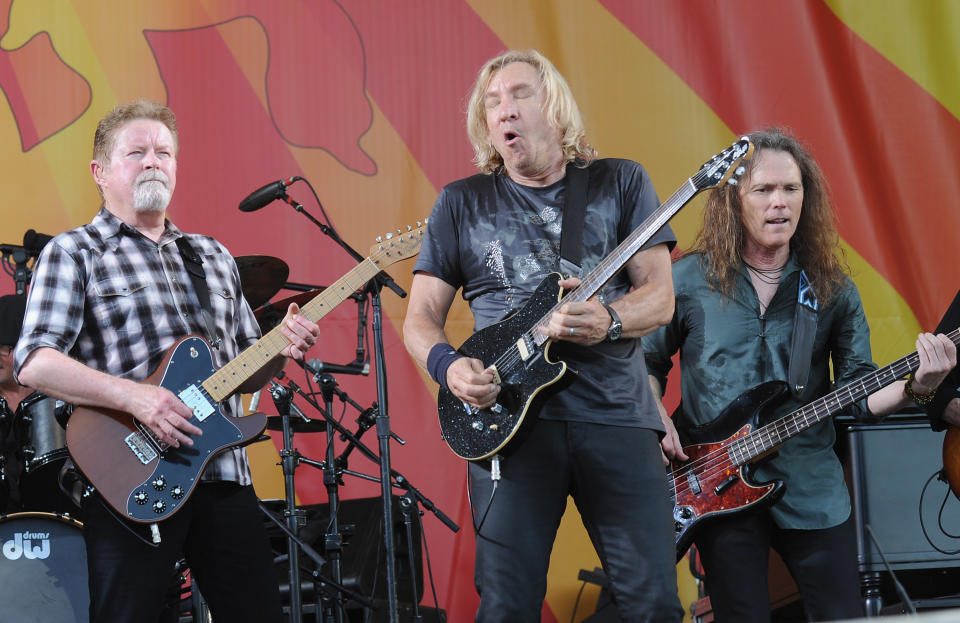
top-left (602, 302), bottom-right (622, 341)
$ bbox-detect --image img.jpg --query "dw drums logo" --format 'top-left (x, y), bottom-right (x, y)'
top-left (2, 529), bottom-right (52, 560)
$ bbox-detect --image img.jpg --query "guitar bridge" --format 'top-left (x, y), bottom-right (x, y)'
top-left (125, 431), bottom-right (159, 465)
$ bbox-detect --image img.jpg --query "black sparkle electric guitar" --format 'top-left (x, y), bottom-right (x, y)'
top-left (65, 223), bottom-right (425, 523)
top-left (671, 327), bottom-right (960, 561)
top-left (437, 138), bottom-right (755, 460)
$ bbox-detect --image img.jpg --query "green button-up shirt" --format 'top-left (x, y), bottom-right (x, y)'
top-left (645, 253), bottom-right (876, 529)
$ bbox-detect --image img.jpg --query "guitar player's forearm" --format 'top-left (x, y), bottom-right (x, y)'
top-left (618, 244), bottom-right (675, 339)
top-left (403, 273), bottom-right (458, 370)
top-left (17, 346), bottom-right (143, 414)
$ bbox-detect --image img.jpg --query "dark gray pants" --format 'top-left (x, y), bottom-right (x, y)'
top-left (82, 481), bottom-right (283, 623)
top-left (696, 510), bottom-right (862, 622)
top-left (469, 419), bottom-right (683, 623)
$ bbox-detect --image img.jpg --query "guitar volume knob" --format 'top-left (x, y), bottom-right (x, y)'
top-left (170, 485), bottom-right (185, 500)
top-left (134, 490), bottom-right (149, 505)
top-left (153, 499), bottom-right (166, 514)
top-left (152, 475), bottom-right (167, 491)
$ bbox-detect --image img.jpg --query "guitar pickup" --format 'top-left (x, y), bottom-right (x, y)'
top-left (514, 335), bottom-right (534, 362)
top-left (686, 471), bottom-right (702, 495)
top-left (179, 384), bottom-right (214, 421)
top-left (714, 474), bottom-right (739, 495)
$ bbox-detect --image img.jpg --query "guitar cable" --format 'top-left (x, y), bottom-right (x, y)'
top-left (467, 454), bottom-right (501, 534)
top-left (918, 469), bottom-right (960, 555)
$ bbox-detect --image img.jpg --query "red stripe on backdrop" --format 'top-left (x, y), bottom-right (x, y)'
top-left (602, 0), bottom-right (960, 327)
top-left (338, 0), bottom-right (507, 190)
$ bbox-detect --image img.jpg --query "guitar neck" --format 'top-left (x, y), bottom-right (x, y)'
top-left (530, 177), bottom-right (701, 345)
top-left (733, 327), bottom-right (960, 463)
top-left (202, 257), bottom-right (382, 401)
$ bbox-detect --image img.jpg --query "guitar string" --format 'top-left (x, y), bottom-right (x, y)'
top-left (670, 360), bottom-right (915, 499)
top-left (668, 349), bottom-right (930, 500)
top-left (488, 167), bottom-right (724, 377)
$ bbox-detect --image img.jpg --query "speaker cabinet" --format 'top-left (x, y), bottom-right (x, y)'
top-left (842, 416), bottom-right (960, 572)
top-left (265, 495), bottom-right (424, 605)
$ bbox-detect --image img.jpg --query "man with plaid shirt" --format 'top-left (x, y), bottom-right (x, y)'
top-left (15, 99), bottom-right (319, 623)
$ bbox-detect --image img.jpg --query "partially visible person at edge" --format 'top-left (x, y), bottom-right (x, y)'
top-left (403, 49), bottom-right (683, 623)
top-left (0, 294), bottom-right (34, 514)
top-left (645, 127), bottom-right (956, 622)
top-left (15, 99), bottom-right (320, 623)
top-left (923, 288), bottom-right (960, 429)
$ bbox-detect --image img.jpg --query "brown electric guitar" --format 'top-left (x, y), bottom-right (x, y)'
top-left (65, 223), bottom-right (425, 523)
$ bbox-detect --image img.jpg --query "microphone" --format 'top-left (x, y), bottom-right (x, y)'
top-left (238, 176), bottom-right (302, 212)
top-left (23, 229), bottom-right (53, 255)
top-left (304, 359), bottom-right (369, 376)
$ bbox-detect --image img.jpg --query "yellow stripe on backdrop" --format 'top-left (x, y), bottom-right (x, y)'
top-left (827, 0), bottom-right (960, 123)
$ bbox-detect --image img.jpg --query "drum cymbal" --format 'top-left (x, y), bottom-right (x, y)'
top-left (254, 288), bottom-right (326, 334)
top-left (265, 415), bottom-right (327, 434)
top-left (235, 255), bottom-right (289, 309)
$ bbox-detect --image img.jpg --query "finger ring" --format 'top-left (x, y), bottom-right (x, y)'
top-left (569, 327), bottom-right (575, 337)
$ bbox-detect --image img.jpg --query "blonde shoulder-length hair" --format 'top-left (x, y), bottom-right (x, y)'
top-left (466, 49), bottom-right (596, 174)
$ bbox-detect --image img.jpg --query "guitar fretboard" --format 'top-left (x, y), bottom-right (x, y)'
top-left (203, 257), bottom-right (382, 401)
top-left (729, 327), bottom-right (960, 465)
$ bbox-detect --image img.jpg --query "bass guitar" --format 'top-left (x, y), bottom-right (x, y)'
top-left (672, 327), bottom-right (960, 561)
top-left (66, 223), bottom-right (425, 523)
top-left (437, 138), bottom-right (755, 460)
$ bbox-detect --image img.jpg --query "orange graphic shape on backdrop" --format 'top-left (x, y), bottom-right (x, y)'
top-left (1, 0), bottom-right (373, 173)
top-left (0, 16), bottom-right (90, 150)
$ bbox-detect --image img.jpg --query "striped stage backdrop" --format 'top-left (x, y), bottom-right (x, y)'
top-left (2, 2), bottom-right (959, 620)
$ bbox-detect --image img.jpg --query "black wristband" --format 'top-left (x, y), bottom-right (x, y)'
top-left (426, 343), bottom-right (462, 390)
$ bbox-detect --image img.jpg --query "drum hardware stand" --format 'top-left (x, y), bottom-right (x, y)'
top-left (0, 243), bottom-right (31, 295)
top-left (280, 373), bottom-right (460, 619)
top-left (267, 380), bottom-right (374, 622)
top-left (268, 381), bottom-right (308, 623)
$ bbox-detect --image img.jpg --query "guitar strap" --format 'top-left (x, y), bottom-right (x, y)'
top-left (558, 161), bottom-right (590, 278)
top-left (788, 270), bottom-right (818, 399)
top-left (174, 235), bottom-right (222, 350)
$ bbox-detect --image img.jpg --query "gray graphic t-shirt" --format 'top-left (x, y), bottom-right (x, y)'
top-left (415, 158), bottom-right (676, 430)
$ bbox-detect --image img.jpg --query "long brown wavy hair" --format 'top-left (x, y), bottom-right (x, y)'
top-left (688, 128), bottom-right (848, 305)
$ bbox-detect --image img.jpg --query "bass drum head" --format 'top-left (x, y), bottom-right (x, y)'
top-left (0, 512), bottom-right (89, 622)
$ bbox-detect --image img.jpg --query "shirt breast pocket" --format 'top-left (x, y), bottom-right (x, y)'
top-left (92, 277), bottom-right (152, 334)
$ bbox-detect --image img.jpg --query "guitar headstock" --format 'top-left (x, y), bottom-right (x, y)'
top-left (692, 137), bottom-right (755, 191)
top-left (369, 219), bottom-right (428, 267)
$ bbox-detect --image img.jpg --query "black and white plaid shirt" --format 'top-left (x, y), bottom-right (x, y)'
top-left (14, 207), bottom-right (263, 484)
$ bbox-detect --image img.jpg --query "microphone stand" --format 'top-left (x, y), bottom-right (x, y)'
top-left (284, 182), bottom-right (408, 623)
top-left (278, 189), bottom-right (407, 299)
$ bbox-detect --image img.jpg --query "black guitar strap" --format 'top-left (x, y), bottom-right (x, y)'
top-left (174, 235), bottom-right (221, 350)
top-left (558, 161), bottom-right (590, 278)
top-left (788, 270), bottom-right (818, 399)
